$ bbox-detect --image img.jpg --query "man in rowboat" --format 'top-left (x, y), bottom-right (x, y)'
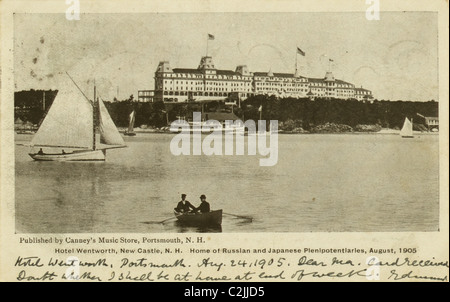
top-left (174, 194), bottom-right (196, 213)
top-left (196, 194), bottom-right (210, 213)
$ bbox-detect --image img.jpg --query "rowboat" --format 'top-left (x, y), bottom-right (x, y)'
top-left (173, 209), bottom-right (222, 226)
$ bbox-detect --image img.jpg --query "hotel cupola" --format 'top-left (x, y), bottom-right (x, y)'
top-left (156, 61), bottom-right (173, 73)
top-left (198, 56), bottom-right (216, 74)
top-left (235, 65), bottom-right (250, 76)
top-left (324, 71), bottom-right (335, 82)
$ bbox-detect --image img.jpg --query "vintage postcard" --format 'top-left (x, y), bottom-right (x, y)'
top-left (1, 0), bottom-right (448, 284)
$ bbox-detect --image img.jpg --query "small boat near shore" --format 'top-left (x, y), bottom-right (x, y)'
top-left (400, 117), bottom-right (414, 138)
top-left (124, 110), bottom-right (137, 136)
top-left (173, 209), bottom-right (222, 226)
top-left (170, 120), bottom-right (244, 134)
top-left (16, 130), bottom-right (36, 135)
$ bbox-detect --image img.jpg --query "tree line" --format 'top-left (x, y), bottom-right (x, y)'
top-left (103, 95), bottom-right (438, 130)
top-left (14, 90), bottom-right (438, 130)
top-left (14, 90), bottom-right (58, 125)
top-left (241, 95), bottom-right (438, 130)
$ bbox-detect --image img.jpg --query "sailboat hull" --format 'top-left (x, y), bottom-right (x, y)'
top-left (29, 150), bottom-right (105, 161)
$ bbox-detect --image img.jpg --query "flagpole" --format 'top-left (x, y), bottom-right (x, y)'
top-left (295, 51), bottom-right (298, 76)
top-left (206, 34), bottom-right (209, 57)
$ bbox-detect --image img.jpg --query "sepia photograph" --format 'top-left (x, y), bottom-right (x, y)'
top-left (12, 11), bottom-right (440, 234)
top-left (1, 0), bottom-right (448, 284)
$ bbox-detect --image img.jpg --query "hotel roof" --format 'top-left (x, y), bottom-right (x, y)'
top-left (308, 77), bottom-right (355, 86)
top-left (354, 87), bottom-right (371, 92)
top-left (172, 68), bottom-right (202, 74)
top-left (307, 77), bottom-right (326, 83)
top-left (172, 68), bottom-right (243, 76)
top-left (216, 70), bottom-right (239, 76)
top-left (254, 72), bottom-right (306, 78)
top-left (170, 66), bottom-right (365, 90)
top-left (335, 79), bottom-right (354, 86)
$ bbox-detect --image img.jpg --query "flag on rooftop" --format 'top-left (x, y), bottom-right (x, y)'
top-left (297, 47), bottom-right (305, 56)
top-left (208, 34), bottom-right (215, 40)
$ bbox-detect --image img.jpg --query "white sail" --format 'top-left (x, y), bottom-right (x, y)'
top-left (128, 110), bottom-right (136, 132)
top-left (98, 98), bottom-right (125, 147)
top-left (400, 117), bottom-right (413, 137)
top-left (31, 85), bottom-right (93, 149)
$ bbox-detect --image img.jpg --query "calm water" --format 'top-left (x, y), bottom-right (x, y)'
top-left (15, 133), bottom-right (439, 233)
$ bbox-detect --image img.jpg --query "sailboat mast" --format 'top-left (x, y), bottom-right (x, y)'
top-left (93, 85), bottom-right (97, 150)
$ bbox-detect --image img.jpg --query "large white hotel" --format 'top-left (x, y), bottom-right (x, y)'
top-left (138, 56), bottom-right (373, 103)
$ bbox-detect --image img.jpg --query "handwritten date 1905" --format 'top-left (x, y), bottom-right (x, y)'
top-left (231, 258), bottom-right (286, 269)
top-left (197, 257), bottom-right (287, 271)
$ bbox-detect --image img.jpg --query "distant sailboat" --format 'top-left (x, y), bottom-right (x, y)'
top-left (27, 76), bottom-right (126, 161)
top-left (124, 110), bottom-right (136, 136)
top-left (400, 117), bottom-right (414, 138)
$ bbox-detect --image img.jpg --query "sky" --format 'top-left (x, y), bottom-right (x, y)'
top-left (14, 12), bottom-right (438, 101)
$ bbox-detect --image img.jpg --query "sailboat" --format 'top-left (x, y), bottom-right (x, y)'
top-left (124, 110), bottom-right (136, 136)
top-left (27, 77), bottom-right (126, 161)
top-left (400, 117), bottom-right (414, 138)
top-left (247, 105), bottom-right (268, 136)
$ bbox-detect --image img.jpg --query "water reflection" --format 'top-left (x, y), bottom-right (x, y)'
top-left (174, 221), bottom-right (223, 233)
top-left (15, 161), bottom-right (111, 233)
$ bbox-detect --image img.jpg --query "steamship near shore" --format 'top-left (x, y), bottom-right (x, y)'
top-left (138, 55), bottom-right (373, 104)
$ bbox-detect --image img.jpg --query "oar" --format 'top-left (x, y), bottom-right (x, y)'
top-left (223, 212), bottom-right (253, 221)
top-left (141, 216), bottom-right (178, 224)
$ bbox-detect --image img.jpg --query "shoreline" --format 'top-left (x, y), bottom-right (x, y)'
top-left (16, 128), bottom-right (439, 136)
top-left (116, 128), bottom-right (439, 136)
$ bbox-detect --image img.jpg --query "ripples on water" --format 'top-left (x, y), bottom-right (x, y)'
top-left (14, 133), bottom-right (439, 233)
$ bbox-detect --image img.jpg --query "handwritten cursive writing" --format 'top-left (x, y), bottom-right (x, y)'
top-left (15, 256), bottom-right (44, 267)
top-left (291, 268), bottom-right (368, 281)
top-left (367, 257), bottom-right (449, 268)
top-left (17, 270), bottom-right (57, 281)
top-left (389, 269), bottom-right (448, 282)
top-left (11, 255), bottom-right (449, 282)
